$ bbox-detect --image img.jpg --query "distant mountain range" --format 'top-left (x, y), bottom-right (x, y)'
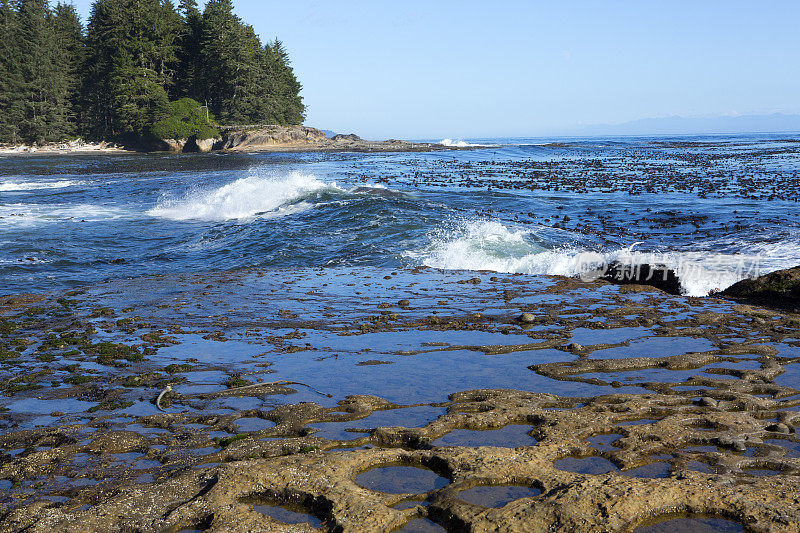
top-left (571, 113), bottom-right (800, 136)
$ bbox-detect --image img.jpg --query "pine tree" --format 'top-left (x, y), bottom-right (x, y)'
top-left (2, 0), bottom-right (305, 144)
top-left (222, 23), bottom-right (271, 124)
top-left (17, 0), bottom-right (62, 143)
top-left (175, 0), bottom-right (203, 99)
top-left (198, 0), bottom-right (243, 124)
top-left (198, 0), bottom-right (305, 126)
top-left (265, 39), bottom-right (304, 125)
top-left (52, 2), bottom-right (84, 138)
top-left (0, 0), bottom-right (24, 143)
top-left (81, 0), bottom-right (122, 140)
top-left (82, 0), bottom-right (181, 142)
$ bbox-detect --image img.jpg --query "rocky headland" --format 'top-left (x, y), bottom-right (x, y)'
top-left (202, 125), bottom-right (452, 153)
top-left (0, 126), bottom-right (456, 156)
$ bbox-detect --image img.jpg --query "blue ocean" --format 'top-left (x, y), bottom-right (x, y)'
top-left (1, 134), bottom-right (799, 296)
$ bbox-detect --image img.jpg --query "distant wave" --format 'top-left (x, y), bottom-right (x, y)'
top-left (0, 179), bottom-right (83, 192)
top-left (409, 220), bottom-right (800, 296)
top-left (147, 171), bottom-right (332, 221)
top-left (439, 138), bottom-right (487, 148)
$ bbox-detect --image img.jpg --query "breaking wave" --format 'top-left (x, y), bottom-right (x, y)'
top-left (147, 171), bottom-right (333, 221)
top-left (439, 138), bottom-right (485, 148)
top-left (409, 220), bottom-right (800, 297)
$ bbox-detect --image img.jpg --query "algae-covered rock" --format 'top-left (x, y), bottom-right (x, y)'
top-left (720, 265), bottom-right (800, 309)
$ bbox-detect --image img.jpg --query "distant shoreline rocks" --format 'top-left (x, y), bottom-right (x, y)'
top-left (0, 126), bottom-right (466, 155)
top-left (0, 139), bottom-right (126, 155)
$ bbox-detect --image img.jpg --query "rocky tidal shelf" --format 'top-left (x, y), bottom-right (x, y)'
top-left (0, 267), bottom-right (798, 531)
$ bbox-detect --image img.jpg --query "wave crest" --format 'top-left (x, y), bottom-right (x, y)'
top-left (439, 138), bottom-right (484, 148)
top-left (147, 171), bottom-right (329, 221)
top-left (409, 220), bottom-right (797, 297)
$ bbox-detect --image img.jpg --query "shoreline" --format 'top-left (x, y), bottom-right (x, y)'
top-left (1, 266), bottom-right (799, 531)
top-left (0, 127), bottom-right (465, 156)
top-left (0, 141), bottom-right (130, 156)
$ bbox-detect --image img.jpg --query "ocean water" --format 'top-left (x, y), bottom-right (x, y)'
top-left (1, 134), bottom-right (799, 297)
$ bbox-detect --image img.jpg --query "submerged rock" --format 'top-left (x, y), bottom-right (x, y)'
top-left (720, 265), bottom-right (800, 309)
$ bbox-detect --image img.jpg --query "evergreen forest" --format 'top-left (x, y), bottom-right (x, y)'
top-left (0, 0), bottom-right (304, 146)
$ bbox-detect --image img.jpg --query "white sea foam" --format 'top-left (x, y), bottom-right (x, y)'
top-left (0, 179), bottom-right (83, 192)
top-left (439, 138), bottom-right (486, 148)
top-left (0, 203), bottom-right (129, 225)
top-left (410, 220), bottom-right (800, 297)
top-left (147, 171), bottom-right (331, 221)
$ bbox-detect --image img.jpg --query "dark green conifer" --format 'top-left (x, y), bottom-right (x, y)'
top-left (2, 0), bottom-right (305, 145)
top-left (265, 39), bottom-right (305, 125)
top-left (175, 0), bottom-right (203, 99)
top-left (82, 0), bottom-right (181, 142)
top-left (0, 0), bottom-right (24, 143)
top-left (17, 0), bottom-right (69, 143)
top-left (52, 3), bottom-right (85, 138)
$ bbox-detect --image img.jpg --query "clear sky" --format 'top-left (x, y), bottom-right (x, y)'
top-left (68, 1), bottom-right (800, 139)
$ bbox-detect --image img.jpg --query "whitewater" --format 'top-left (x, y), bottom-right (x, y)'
top-left (1, 134), bottom-right (799, 296)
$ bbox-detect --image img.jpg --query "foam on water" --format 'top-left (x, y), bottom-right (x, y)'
top-left (411, 220), bottom-right (799, 297)
top-left (440, 138), bottom-right (486, 148)
top-left (147, 171), bottom-right (331, 221)
top-left (0, 203), bottom-right (130, 226)
top-left (0, 179), bottom-right (83, 192)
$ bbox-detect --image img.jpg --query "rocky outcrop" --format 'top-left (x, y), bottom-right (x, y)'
top-left (720, 265), bottom-right (800, 309)
top-left (330, 133), bottom-right (362, 142)
top-left (159, 138), bottom-right (187, 152)
top-left (184, 136), bottom-right (222, 153)
top-left (155, 136), bottom-right (222, 153)
top-left (214, 125), bottom-right (453, 153)
top-left (217, 125), bottom-right (327, 151)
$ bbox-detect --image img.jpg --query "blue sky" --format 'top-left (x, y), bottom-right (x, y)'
top-left (68, 1), bottom-right (800, 139)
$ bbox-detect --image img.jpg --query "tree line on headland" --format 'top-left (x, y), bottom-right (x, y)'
top-left (0, 0), bottom-right (304, 147)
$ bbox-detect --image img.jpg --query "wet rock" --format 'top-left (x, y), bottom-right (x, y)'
top-left (599, 262), bottom-right (682, 295)
top-left (87, 431), bottom-right (146, 454)
top-left (766, 423), bottom-right (792, 434)
top-left (698, 397), bottom-right (718, 408)
top-left (517, 313), bottom-right (536, 323)
top-left (720, 265), bottom-right (800, 309)
top-left (715, 435), bottom-right (747, 452)
top-left (567, 343), bottom-right (584, 354)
